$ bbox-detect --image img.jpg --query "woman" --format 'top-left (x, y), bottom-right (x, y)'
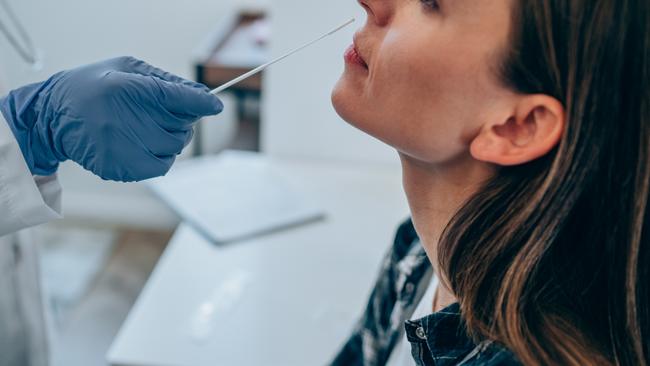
top-left (329, 0), bottom-right (648, 365)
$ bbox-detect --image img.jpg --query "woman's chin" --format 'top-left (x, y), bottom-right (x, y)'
top-left (331, 76), bottom-right (390, 142)
top-left (331, 77), bottom-right (360, 124)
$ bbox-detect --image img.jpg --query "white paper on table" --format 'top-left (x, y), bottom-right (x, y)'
top-left (147, 150), bottom-right (325, 243)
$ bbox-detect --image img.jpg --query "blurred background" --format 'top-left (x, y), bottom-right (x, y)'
top-left (0, 1), bottom-right (404, 365)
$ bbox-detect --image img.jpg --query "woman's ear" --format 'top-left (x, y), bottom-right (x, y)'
top-left (470, 95), bottom-right (565, 166)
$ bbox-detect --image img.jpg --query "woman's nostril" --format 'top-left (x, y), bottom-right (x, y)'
top-left (358, 0), bottom-right (372, 13)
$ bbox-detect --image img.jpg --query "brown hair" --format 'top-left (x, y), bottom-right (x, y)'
top-left (439, 0), bottom-right (649, 364)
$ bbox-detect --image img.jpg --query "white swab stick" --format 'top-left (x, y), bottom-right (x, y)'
top-left (210, 17), bottom-right (355, 95)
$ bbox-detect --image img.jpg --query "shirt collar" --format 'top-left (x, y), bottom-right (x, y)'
top-left (406, 303), bottom-right (477, 362)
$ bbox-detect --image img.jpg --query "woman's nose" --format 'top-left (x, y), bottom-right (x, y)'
top-left (357, 0), bottom-right (391, 26)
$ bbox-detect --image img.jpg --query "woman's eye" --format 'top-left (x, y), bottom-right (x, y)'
top-left (420, 0), bottom-right (440, 10)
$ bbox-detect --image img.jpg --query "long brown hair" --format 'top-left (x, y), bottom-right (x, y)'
top-left (438, 0), bottom-right (649, 364)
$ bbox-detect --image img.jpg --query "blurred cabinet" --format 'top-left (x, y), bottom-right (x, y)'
top-left (194, 11), bottom-right (269, 153)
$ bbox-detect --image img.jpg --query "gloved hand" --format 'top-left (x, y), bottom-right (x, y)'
top-left (0, 56), bottom-right (223, 182)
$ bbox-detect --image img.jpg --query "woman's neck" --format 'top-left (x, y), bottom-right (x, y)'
top-left (399, 152), bottom-right (495, 311)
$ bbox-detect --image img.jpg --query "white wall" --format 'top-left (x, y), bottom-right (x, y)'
top-left (262, 0), bottom-right (399, 165)
top-left (0, 0), bottom-right (264, 89)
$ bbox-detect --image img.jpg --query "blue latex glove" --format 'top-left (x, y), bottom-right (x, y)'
top-left (0, 56), bottom-right (223, 182)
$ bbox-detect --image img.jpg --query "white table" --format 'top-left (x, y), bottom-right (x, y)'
top-left (107, 158), bottom-right (409, 366)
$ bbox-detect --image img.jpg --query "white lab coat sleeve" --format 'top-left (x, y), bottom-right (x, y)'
top-left (0, 113), bottom-right (62, 237)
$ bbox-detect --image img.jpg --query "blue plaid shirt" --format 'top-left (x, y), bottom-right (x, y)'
top-left (329, 219), bottom-right (521, 366)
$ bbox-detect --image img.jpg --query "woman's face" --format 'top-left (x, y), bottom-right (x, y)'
top-left (332, 0), bottom-right (516, 164)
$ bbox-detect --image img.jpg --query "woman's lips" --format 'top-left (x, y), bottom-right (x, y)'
top-left (344, 44), bottom-right (368, 69)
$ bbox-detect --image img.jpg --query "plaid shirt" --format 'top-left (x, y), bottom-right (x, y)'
top-left (329, 219), bottom-right (520, 366)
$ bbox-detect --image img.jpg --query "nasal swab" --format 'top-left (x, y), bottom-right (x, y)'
top-left (210, 18), bottom-right (355, 95)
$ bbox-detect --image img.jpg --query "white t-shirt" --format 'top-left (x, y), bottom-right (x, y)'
top-left (386, 276), bottom-right (439, 366)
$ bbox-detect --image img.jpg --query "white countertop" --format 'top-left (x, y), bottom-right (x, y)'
top-left (107, 157), bottom-right (409, 366)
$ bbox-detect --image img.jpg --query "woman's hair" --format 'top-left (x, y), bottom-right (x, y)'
top-left (438, 0), bottom-right (649, 364)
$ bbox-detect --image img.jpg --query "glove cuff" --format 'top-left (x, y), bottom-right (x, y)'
top-left (1, 82), bottom-right (61, 176)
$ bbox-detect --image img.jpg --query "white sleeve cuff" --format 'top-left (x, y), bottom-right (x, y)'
top-left (0, 113), bottom-right (62, 237)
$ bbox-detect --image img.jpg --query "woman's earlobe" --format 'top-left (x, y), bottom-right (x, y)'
top-left (470, 95), bottom-right (565, 166)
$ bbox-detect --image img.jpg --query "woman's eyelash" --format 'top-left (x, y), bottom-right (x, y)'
top-left (420, 0), bottom-right (440, 10)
